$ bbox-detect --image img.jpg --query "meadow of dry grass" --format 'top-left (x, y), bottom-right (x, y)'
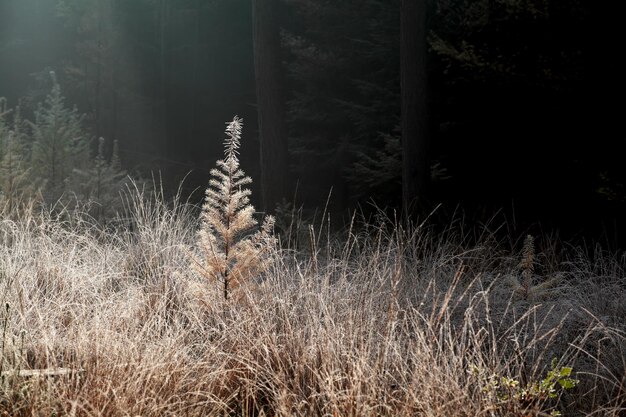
top-left (0, 189), bottom-right (624, 416)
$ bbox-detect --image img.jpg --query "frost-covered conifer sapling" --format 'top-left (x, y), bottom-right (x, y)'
top-left (191, 116), bottom-right (275, 301)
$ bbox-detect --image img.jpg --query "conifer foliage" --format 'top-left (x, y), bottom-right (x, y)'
top-left (1, 73), bottom-right (131, 219)
top-left (0, 100), bottom-right (32, 210)
top-left (192, 117), bottom-right (275, 301)
top-left (70, 137), bottom-right (129, 221)
top-left (29, 71), bottom-right (90, 203)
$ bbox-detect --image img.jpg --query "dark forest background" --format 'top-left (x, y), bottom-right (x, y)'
top-left (0, 0), bottom-right (623, 245)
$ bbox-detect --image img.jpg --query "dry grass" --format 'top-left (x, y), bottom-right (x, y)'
top-left (0, 192), bottom-right (624, 416)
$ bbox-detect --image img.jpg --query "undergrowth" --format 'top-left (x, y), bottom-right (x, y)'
top-left (0, 120), bottom-right (624, 416)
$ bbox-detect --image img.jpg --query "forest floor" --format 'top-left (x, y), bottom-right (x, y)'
top-left (0, 190), bottom-right (624, 416)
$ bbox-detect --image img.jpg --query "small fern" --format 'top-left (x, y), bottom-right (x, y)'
top-left (191, 117), bottom-right (275, 301)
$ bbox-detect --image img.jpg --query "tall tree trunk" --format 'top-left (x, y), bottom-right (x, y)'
top-left (110, 0), bottom-right (118, 144)
top-left (190, 0), bottom-right (201, 143)
top-left (252, 0), bottom-right (289, 213)
top-left (159, 0), bottom-right (170, 157)
top-left (401, 0), bottom-right (430, 215)
top-left (95, 0), bottom-right (104, 140)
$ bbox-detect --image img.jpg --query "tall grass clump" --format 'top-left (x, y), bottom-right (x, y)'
top-left (0, 120), bottom-right (624, 416)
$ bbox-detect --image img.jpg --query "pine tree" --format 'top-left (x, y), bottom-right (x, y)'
top-left (0, 133), bottom-right (32, 212)
top-left (70, 136), bottom-right (129, 221)
top-left (509, 235), bottom-right (560, 301)
top-left (0, 97), bottom-right (11, 164)
top-left (0, 101), bottom-right (33, 211)
top-left (191, 117), bottom-right (275, 301)
top-left (29, 71), bottom-right (90, 204)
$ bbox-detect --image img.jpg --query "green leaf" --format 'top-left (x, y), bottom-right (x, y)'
top-left (558, 379), bottom-right (577, 389)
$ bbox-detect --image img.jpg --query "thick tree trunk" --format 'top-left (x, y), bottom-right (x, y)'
top-left (401, 0), bottom-right (430, 215)
top-left (252, 0), bottom-right (289, 213)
